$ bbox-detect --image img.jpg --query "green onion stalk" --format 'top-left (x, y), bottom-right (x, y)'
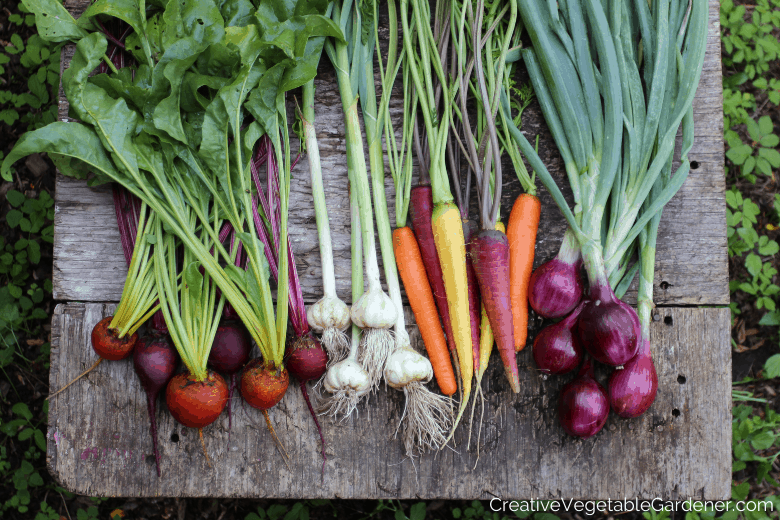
top-left (325, 0), bottom-right (397, 392)
top-left (499, 0), bottom-right (707, 367)
top-left (300, 80), bottom-right (352, 365)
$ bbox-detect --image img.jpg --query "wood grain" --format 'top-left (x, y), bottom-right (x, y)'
top-left (52, 0), bottom-right (728, 307)
top-left (47, 303), bottom-right (731, 499)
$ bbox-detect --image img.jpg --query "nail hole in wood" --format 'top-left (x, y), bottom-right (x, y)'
top-left (145, 455), bottom-right (156, 465)
top-left (677, 374), bottom-right (686, 384)
top-left (690, 160), bottom-right (700, 170)
top-left (170, 433), bottom-right (179, 443)
top-left (672, 408), bottom-right (681, 417)
top-left (660, 281), bottom-right (671, 290)
top-left (664, 316), bottom-right (673, 326)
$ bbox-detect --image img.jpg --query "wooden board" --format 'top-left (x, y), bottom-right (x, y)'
top-left (47, 0), bottom-right (732, 501)
top-left (52, 0), bottom-right (728, 307)
top-left (48, 304), bottom-right (731, 500)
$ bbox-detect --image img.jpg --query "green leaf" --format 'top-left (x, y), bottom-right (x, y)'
top-left (764, 354), bottom-right (780, 379)
top-left (759, 312), bottom-right (780, 326)
top-left (6, 190), bottom-right (26, 207)
top-left (759, 239), bottom-right (779, 256)
top-left (726, 143), bottom-right (752, 165)
top-left (758, 115), bottom-right (774, 136)
top-left (732, 482), bottom-right (750, 501)
top-left (726, 190), bottom-right (739, 208)
top-left (12, 402), bottom-right (33, 421)
top-left (758, 147), bottom-right (780, 167)
top-left (0, 109), bottom-right (20, 125)
top-left (18, 428), bottom-right (34, 441)
top-left (760, 134), bottom-right (779, 148)
top-left (27, 241), bottom-right (41, 264)
top-left (2, 122), bottom-right (120, 184)
top-left (746, 253), bottom-right (763, 277)
top-left (8, 284), bottom-right (23, 299)
top-left (746, 117), bottom-right (761, 140)
top-left (750, 431), bottom-right (775, 450)
top-left (183, 261), bottom-right (204, 305)
top-left (21, 0), bottom-right (90, 42)
top-left (409, 503), bottom-right (426, 520)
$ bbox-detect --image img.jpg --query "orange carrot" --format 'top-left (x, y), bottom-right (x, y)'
top-left (507, 194), bottom-right (541, 351)
top-left (393, 226), bottom-right (457, 396)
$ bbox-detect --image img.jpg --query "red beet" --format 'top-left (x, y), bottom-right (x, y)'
top-left (134, 336), bottom-right (178, 476)
top-left (165, 370), bottom-right (228, 429)
top-left (91, 316), bottom-right (138, 361)
top-left (208, 322), bottom-right (252, 374)
top-left (469, 229), bottom-right (520, 393)
top-left (240, 359), bottom-right (290, 410)
top-left (286, 335), bottom-right (327, 382)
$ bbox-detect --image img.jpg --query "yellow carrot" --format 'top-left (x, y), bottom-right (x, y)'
top-left (432, 202), bottom-right (474, 441)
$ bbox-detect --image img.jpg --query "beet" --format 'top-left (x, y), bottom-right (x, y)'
top-left (207, 321), bottom-right (253, 442)
top-left (240, 359), bottom-right (289, 410)
top-left (91, 316), bottom-right (138, 361)
top-left (133, 336), bottom-right (178, 476)
top-left (286, 335), bottom-right (327, 382)
top-left (165, 370), bottom-right (228, 429)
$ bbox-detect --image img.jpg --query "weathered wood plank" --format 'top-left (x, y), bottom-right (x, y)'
top-left (47, 303), bottom-right (731, 499)
top-left (52, 0), bottom-right (728, 306)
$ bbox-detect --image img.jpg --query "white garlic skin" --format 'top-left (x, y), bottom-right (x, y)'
top-left (307, 296), bottom-right (351, 333)
top-left (323, 359), bottom-right (371, 396)
top-left (351, 289), bottom-right (397, 329)
top-left (384, 347), bottom-right (433, 390)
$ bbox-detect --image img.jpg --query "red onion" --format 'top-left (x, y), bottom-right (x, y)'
top-left (558, 358), bottom-right (609, 438)
top-left (529, 257), bottom-right (584, 319)
top-left (608, 337), bottom-right (658, 418)
top-left (577, 282), bottom-right (640, 367)
top-left (533, 301), bottom-right (586, 375)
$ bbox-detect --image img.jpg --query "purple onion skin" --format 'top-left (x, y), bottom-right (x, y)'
top-left (133, 336), bottom-right (178, 477)
top-left (286, 335), bottom-right (327, 382)
top-left (577, 284), bottom-right (640, 367)
top-left (529, 257), bottom-right (584, 319)
top-left (533, 301), bottom-right (586, 375)
top-left (558, 359), bottom-right (609, 438)
top-left (608, 338), bottom-right (658, 418)
top-left (208, 322), bottom-right (252, 375)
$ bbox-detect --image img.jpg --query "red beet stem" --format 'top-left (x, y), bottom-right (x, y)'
top-left (462, 219), bottom-right (482, 372)
top-left (299, 379), bottom-right (327, 480)
top-left (469, 230), bottom-right (520, 392)
top-left (145, 392), bottom-right (162, 477)
top-left (409, 186), bottom-right (457, 355)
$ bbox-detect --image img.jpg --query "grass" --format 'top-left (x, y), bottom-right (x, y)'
top-left (0, 0), bottom-right (779, 518)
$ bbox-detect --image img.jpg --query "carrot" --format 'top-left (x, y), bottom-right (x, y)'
top-left (507, 193), bottom-right (541, 351)
top-left (432, 202), bottom-right (474, 435)
top-left (409, 186), bottom-right (457, 356)
top-left (393, 227), bottom-right (457, 396)
top-left (462, 219), bottom-right (482, 373)
top-left (469, 229), bottom-right (520, 393)
top-left (477, 221), bottom-right (504, 381)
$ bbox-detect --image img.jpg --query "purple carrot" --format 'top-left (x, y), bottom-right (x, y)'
top-left (468, 230), bottom-right (520, 393)
top-left (462, 219), bottom-right (481, 373)
top-left (133, 336), bottom-right (178, 477)
top-left (409, 185), bottom-right (458, 360)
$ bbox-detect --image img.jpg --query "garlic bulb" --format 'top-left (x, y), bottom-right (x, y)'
top-left (351, 288), bottom-right (397, 329)
top-left (307, 296), bottom-right (351, 333)
top-left (323, 359), bottom-right (370, 396)
top-left (384, 347), bottom-right (433, 390)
